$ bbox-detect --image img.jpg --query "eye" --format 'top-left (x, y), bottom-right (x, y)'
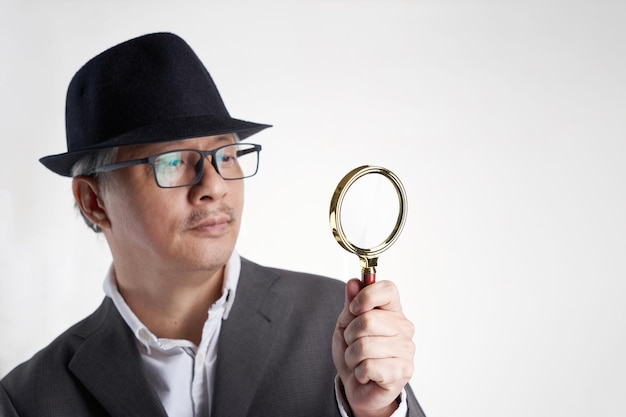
top-left (156, 152), bottom-right (185, 169)
top-left (218, 148), bottom-right (238, 165)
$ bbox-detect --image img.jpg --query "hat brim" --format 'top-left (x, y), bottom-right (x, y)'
top-left (40, 115), bottom-right (271, 177)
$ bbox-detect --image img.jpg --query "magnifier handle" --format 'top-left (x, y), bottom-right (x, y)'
top-left (362, 271), bottom-right (376, 287)
top-left (361, 263), bottom-right (376, 287)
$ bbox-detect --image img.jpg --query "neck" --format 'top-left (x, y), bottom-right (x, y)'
top-left (114, 263), bottom-right (225, 346)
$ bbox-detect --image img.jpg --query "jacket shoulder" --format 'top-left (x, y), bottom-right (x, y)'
top-left (0, 298), bottom-right (118, 416)
top-left (240, 257), bottom-right (346, 312)
top-left (240, 257), bottom-right (346, 292)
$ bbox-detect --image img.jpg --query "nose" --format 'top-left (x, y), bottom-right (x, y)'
top-left (188, 155), bottom-right (227, 202)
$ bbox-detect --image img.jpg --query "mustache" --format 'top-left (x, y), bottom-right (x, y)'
top-left (182, 205), bottom-right (237, 229)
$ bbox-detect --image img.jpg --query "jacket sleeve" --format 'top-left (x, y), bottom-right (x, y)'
top-left (0, 382), bottom-right (20, 417)
top-left (406, 384), bottom-right (428, 417)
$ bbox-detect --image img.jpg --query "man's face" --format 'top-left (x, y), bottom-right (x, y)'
top-left (101, 134), bottom-right (245, 276)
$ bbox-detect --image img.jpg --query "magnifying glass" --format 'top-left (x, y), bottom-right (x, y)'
top-left (329, 165), bottom-right (408, 287)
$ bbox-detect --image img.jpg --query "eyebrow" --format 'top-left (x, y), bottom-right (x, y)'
top-left (213, 134), bottom-right (237, 145)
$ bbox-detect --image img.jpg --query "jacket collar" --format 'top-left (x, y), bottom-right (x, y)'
top-left (212, 258), bottom-right (294, 416)
top-left (68, 298), bottom-right (168, 417)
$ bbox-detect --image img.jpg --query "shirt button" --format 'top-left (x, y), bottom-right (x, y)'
top-left (138, 328), bottom-right (152, 344)
top-left (196, 353), bottom-right (205, 365)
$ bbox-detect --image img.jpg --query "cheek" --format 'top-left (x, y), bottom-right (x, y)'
top-left (111, 196), bottom-right (180, 255)
top-left (106, 176), bottom-right (176, 239)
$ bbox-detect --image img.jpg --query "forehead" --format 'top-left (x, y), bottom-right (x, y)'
top-left (118, 134), bottom-right (237, 159)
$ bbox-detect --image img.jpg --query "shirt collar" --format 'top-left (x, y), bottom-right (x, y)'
top-left (103, 250), bottom-right (241, 351)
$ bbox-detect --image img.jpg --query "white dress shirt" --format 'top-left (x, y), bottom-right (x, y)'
top-left (103, 250), bottom-right (407, 417)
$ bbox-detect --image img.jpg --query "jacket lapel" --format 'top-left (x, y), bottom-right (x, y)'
top-left (68, 299), bottom-right (168, 417)
top-left (212, 260), bottom-right (294, 416)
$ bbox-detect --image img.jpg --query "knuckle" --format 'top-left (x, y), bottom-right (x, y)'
top-left (347, 336), bottom-right (372, 364)
top-left (355, 359), bottom-right (373, 381)
top-left (403, 319), bottom-right (416, 337)
top-left (408, 339), bottom-right (416, 357)
top-left (357, 312), bottom-right (373, 332)
top-left (381, 280), bottom-right (398, 296)
top-left (400, 360), bottom-right (414, 381)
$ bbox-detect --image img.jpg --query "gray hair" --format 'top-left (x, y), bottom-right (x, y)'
top-left (71, 148), bottom-right (118, 233)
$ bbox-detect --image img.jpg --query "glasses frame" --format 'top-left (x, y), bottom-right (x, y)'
top-left (93, 143), bottom-right (262, 188)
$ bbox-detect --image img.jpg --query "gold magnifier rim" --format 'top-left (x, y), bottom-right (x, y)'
top-left (329, 165), bottom-right (408, 259)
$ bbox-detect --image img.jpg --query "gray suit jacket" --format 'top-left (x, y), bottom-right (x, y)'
top-left (1, 258), bottom-right (425, 416)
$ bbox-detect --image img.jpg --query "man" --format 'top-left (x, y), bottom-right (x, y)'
top-left (0, 32), bottom-right (425, 417)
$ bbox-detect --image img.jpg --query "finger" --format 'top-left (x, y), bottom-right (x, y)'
top-left (349, 280), bottom-right (403, 315)
top-left (346, 278), bottom-right (362, 304)
top-left (335, 279), bottom-right (362, 329)
top-left (344, 334), bottom-right (415, 371)
top-left (332, 278), bottom-right (365, 377)
top-left (353, 356), bottom-right (415, 387)
top-left (343, 309), bottom-right (415, 346)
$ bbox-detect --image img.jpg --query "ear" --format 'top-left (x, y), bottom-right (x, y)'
top-left (72, 176), bottom-right (111, 231)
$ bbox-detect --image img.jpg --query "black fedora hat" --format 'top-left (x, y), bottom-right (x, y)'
top-left (40, 32), bottom-right (271, 176)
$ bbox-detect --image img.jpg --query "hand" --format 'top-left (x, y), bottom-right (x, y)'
top-left (332, 279), bottom-right (415, 417)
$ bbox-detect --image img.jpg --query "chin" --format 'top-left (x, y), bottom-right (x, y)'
top-left (190, 247), bottom-right (233, 269)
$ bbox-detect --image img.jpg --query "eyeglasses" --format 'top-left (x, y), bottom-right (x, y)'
top-left (93, 143), bottom-right (262, 188)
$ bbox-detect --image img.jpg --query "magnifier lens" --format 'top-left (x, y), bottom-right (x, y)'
top-left (339, 173), bottom-right (401, 249)
top-left (329, 165), bottom-right (408, 287)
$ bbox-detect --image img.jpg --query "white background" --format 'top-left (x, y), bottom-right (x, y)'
top-left (1, 1), bottom-right (625, 416)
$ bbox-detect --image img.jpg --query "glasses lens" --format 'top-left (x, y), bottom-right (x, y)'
top-left (216, 144), bottom-right (259, 180)
top-left (151, 144), bottom-right (260, 187)
top-left (153, 151), bottom-right (201, 187)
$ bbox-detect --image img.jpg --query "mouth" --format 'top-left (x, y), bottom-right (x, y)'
top-left (189, 216), bottom-right (232, 237)
top-left (185, 207), bottom-right (236, 236)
